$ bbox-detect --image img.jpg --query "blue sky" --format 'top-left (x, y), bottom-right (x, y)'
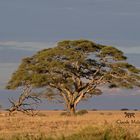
top-left (0, 0), bottom-right (140, 109)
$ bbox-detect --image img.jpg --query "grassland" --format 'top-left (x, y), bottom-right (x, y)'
top-left (0, 110), bottom-right (140, 140)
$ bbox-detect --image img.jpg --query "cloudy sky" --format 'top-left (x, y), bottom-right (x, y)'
top-left (0, 0), bottom-right (140, 109)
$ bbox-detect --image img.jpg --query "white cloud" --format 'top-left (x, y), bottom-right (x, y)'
top-left (0, 41), bottom-right (55, 51)
top-left (100, 86), bottom-right (140, 96)
top-left (0, 41), bottom-right (140, 54)
top-left (117, 46), bottom-right (140, 54)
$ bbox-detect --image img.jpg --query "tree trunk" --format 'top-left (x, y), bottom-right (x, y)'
top-left (70, 106), bottom-right (75, 116)
top-left (69, 104), bottom-right (76, 116)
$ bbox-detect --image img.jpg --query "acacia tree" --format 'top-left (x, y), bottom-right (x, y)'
top-left (7, 40), bottom-right (140, 115)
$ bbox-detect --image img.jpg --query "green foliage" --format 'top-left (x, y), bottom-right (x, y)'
top-left (100, 46), bottom-right (127, 60)
top-left (7, 39), bottom-right (139, 89)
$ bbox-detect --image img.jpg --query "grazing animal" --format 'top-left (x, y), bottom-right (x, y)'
top-left (124, 112), bottom-right (135, 118)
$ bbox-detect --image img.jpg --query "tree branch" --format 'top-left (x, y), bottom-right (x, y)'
top-left (74, 75), bottom-right (104, 106)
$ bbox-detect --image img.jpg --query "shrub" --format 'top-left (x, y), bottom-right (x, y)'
top-left (60, 112), bottom-right (70, 116)
top-left (121, 108), bottom-right (129, 111)
top-left (76, 109), bottom-right (88, 115)
top-left (91, 109), bottom-right (98, 111)
top-left (60, 110), bottom-right (88, 116)
top-left (100, 112), bottom-right (104, 115)
top-left (134, 109), bottom-right (138, 111)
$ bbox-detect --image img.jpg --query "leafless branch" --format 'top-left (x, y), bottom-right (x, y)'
top-left (8, 81), bottom-right (41, 116)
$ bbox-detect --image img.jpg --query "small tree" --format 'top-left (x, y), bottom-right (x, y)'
top-left (7, 40), bottom-right (140, 115)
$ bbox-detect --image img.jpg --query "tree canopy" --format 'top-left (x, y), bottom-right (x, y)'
top-left (7, 40), bottom-right (140, 115)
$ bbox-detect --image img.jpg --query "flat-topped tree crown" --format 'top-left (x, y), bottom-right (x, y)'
top-left (7, 40), bottom-right (140, 115)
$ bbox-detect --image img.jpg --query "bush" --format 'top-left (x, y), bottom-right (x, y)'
top-left (134, 109), bottom-right (138, 111)
top-left (60, 112), bottom-right (70, 116)
top-left (100, 112), bottom-right (104, 115)
top-left (91, 109), bottom-right (98, 111)
top-left (121, 108), bottom-right (129, 111)
top-left (60, 110), bottom-right (88, 116)
top-left (76, 110), bottom-right (88, 115)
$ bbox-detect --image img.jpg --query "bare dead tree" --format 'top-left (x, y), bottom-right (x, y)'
top-left (8, 81), bottom-right (41, 116)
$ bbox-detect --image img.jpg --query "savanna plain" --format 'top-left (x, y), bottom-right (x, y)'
top-left (0, 110), bottom-right (140, 140)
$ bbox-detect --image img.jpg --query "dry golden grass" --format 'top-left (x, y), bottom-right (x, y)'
top-left (0, 110), bottom-right (140, 138)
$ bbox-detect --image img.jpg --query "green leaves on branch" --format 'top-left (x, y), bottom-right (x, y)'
top-left (100, 46), bottom-right (127, 60)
